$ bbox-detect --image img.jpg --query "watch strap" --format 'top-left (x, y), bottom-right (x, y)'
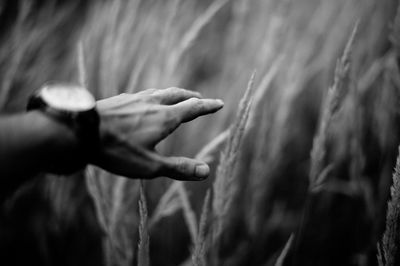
top-left (27, 90), bottom-right (100, 169)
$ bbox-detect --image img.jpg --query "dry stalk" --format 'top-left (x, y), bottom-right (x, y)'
top-left (377, 242), bottom-right (385, 266)
top-left (85, 166), bottom-right (109, 233)
top-left (275, 234), bottom-right (294, 266)
top-left (192, 190), bottom-right (211, 266)
top-left (77, 41), bottom-right (88, 88)
top-left (381, 146), bottom-right (400, 266)
top-left (109, 177), bottom-right (128, 234)
top-left (178, 183), bottom-right (198, 243)
top-left (0, 1), bottom-right (32, 109)
top-left (249, 55), bottom-right (283, 125)
top-left (166, 0), bottom-right (230, 76)
top-left (379, 13), bottom-right (400, 266)
top-left (195, 129), bottom-right (230, 164)
top-left (138, 180), bottom-right (150, 266)
top-left (149, 182), bottom-right (182, 228)
top-left (149, 128), bottom-right (230, 228)
top-left (85, 167), bottom-right (117, 266)
top-left (309, 21), bottom-right (358, 189)
top-left (390, 3), bottom-right (400, 59)
top-left (245, 57), bottom-right (283, 233)
top-left (212, 72), bottom-right (255, 242)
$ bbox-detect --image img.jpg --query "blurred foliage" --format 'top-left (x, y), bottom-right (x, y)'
top-left (1, 0), bottom-right (400, 266)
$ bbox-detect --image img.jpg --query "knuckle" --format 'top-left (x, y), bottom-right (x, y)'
top-left (166, 86), bottom-right (179, 92)
top-left (166, 87), bottom-right (183, 95)
top-left (191, 98), bottom-right (203, 109)
top-left (175, 158), bottom-right (188, 174)
top-left (144, 88), bottom-right (162, 102)
top-left (137, 88), bottom-right (156, 95)
top-left (146, 88), bottom-right (158, 93)
top-left (188, 97), bottom-right (200, 105)
top-left (146, 95), bottom-right (158, 103)
top-left (143, 88), bottom-right (159, 97)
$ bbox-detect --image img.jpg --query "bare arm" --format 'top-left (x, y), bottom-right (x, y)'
top-left (0, 110), bottom-right (81, 197)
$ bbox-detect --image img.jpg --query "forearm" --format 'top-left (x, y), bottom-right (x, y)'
top-left (0, 111), bottom-right (80, 195)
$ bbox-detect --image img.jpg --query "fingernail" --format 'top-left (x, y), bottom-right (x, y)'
top-left (215, 99), bottom-right (224, 106)
top-left (195, 164), bottom-right (210, 179)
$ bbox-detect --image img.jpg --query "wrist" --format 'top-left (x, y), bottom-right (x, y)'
top-left (30, 110), bottom-right (86, 174)
top-left (27, 83), bottom-right (100, 174)
top-left (88, 113), bottom-right (114, 167)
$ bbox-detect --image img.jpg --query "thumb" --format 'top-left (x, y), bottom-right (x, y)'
top-left (156, 155), bottom-right (210, 181)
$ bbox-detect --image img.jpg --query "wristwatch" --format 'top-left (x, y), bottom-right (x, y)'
top-left (27, 83), bottom-right (100, 171)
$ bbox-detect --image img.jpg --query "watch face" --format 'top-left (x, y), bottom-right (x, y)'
top-left (41, 84), bottom-right (96, 111)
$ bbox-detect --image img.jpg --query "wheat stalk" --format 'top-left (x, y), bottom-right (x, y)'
top-left (149, 181), bottom-right (182, 228)
top-left (178, 183), bottom-right (198, 243)
top-left (166, 0), bottom-right (230, 77)
top-left (0, 1), bottom-right (33, 109)
top-left (85, 167), bottom-right (109, 232)
top-left (380, 146), bottom-right (400, 266)
top-left (212, 71), bottom-right (255, 242)
top-left (192, 190), bottom-right (211, 266)
top-left (195, 129), bottom-right (230, 164)
top-left (275, 234), bottom-right (294, 266)
top-left (390, 3), bottom-right (400, 58)
top-left (245, 57), bottom-right (284, 233)
top-left (109, 177), bottom-right (128, 235)
top-left (150, 128), bottom-right (230, 228)
top-left (377, 242), bottom-right (385, 266)
top-left (77, 41), bottom-right (88, 88)
top-left (138, 180), bottom-right (150, 266)
top-left (379, 10), bottom-right (400, 265)
top-left (309, 21), bottom-right (358, 189)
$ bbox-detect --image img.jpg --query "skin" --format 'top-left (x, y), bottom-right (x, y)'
top-left (93, 87), bottom-right (224, 181)
top-left (0, 87), bottom-right (223, 199)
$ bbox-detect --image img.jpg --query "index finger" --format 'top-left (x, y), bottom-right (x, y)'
top-left (153, 87), bottom-right (202, 105)
top-left (170, 97), bottom-right (224, 123)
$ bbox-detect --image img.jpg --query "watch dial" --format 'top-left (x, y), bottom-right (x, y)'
top-left (41, 84), bottom-right (96, 111)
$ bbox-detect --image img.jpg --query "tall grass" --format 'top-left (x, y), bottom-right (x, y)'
top-left (1, 0), bottom-right (400, 266)
top-left (309, 21), bottom-right (358, 191)
top-left (191, 189), bottom-right (211, 266)
top-left (212, 72), bottom-right (255, 243)
top-left (138, 181), bottom-right (150, 266)
top-left (377, 5), bottom-right (400, 265)
top-left (275, 234), bottom-right (294, 266)
top-left (380, 147), bottom-right (400, 266)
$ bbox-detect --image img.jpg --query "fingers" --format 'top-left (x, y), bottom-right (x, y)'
top-left (136, 88), bottom-right (158, 95)
top-left (153, 87), bottom-right (202, 105)
top-left (95, 130), bottom-right (211, 181)
top-left (120, 144), bottom-right (210, 181)
top-left (170, 97), bottom-right (224, 123)
top-left (155, 155), bottom-right (210, 181)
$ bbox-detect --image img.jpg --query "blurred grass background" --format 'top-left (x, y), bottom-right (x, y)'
top-left (0, 0), bottom-right (400, 265)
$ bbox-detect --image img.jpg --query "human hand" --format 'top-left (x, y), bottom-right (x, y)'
top-left (91, 87), bottom-right (224, 181)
